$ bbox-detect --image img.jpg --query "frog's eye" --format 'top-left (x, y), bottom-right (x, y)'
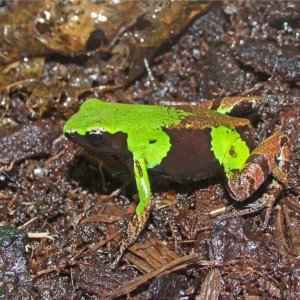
top-left (87, 132), bottom-right (104, 147)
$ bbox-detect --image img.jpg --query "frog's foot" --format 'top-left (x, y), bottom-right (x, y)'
top-left (226, 131), bottom-right (289, 202)
top-left (111, 203), bottom-right (152, 270)
top-left (261, 180), bottom-right (283, 227)
top-left (219, 180), bottom-right (284, 227)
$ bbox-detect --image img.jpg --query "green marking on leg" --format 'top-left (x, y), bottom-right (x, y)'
top-left (133, 158), bottom-right (152, 215)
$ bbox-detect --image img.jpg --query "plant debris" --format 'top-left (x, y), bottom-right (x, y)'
top-left (0, 226), bottom-right (31, 298)
top-left (0, 1), bottom-right (299, 299)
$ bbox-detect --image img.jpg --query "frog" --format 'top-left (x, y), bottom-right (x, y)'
top-left (63, 96), bottom-right (289, 268)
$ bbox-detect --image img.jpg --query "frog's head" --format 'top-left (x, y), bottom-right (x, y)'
top-left (63, 99), bottom-right (128, 155)
top-left (64, 98), bottom-right (182, 166)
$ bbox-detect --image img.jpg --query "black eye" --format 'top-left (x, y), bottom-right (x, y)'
top-left (87, 132), bottom-right (104, 147)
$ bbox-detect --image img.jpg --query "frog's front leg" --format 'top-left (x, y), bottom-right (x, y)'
top-left (111, 158), bottom-right (153, 269)
top-left (225, 131), bottom-right (289, 223)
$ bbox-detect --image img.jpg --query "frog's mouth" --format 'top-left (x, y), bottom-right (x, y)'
top-left (65, 131), bottom-right (95, 151)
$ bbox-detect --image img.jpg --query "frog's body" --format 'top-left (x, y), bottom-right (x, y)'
top-left (64, 97), bottom-right (289, 268)
top-left (150, 105), bottom-right (255, 182)
top-left (65, 100), bottom-right (254, 181)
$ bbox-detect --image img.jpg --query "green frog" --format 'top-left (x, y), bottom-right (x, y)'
top-left (63, 96), bottom-right (289, 268)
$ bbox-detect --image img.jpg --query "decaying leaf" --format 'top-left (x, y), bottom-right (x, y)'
top-left (106, 1), bottom-right (210, 82)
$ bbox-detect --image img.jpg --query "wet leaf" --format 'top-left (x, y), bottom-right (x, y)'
top-left (34, 0), bottom-right (147, 54)
top-left (106, 1), bottom-right (210, 82)
top-left (0, 2), bottom-right (48, 64)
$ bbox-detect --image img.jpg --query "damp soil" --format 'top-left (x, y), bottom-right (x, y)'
top-left (0, 1), bottom-right (299, 299)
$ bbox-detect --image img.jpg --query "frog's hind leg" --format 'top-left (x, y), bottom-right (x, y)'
top-left (220, 179), bottom-right (284, 227)
top-left (225, 131), bottom-right (289, 225)
top-left (202, 96), bottom-right (262, 117)
top-left (160, 96), bottom-right (262, 117)
top-left (260, 179), bottom-right (284, 227)
top-left (227, 131), bottom-right (288, 201)
top-left (111, 158), bottom-right (153, 269)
